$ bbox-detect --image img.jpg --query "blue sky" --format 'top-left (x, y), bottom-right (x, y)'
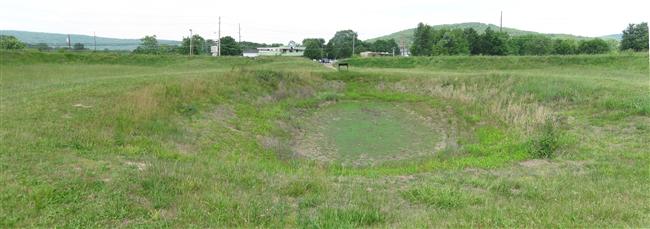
top-left (1, 0), bottom-right (648, 43)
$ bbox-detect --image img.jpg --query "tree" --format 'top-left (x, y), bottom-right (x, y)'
top-left (368, 39), bottom-right (400, 55)
top-left (464, 28), bottom-right (481, 55)
top-left (552, 39), bottom-right (577, 55)
top-left (73, 43), bottom-right (85, 51)
top-left (303, 38), bottom-right (325, 59)
top-left (180, 34), bottom-right (206, 55)
top-left (477, 27), bottom-right (509, 55)
top-left (432, 29), bottom-right (470, 55)
top-left (325, 30), bottom-right (360, 59)
top-left (410, 23), bottom-right (434, 56)
top-left (0, 35), bottom-right (26, 50)
top-left (620, 22), bottom-right (649, 52)
top-left (219, 36), bottom-right (242, 56)
top-left (578, 39), bottom-right (610, 54)
top-left (133, 35), bottom-right (159, 54)
top-left (509, 34), bottom-right (553, 55)
top-left (32, 43), bottom-right (52, 51)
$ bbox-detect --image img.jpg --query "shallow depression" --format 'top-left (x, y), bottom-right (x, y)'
top-left (293, 100), bottom-right (454, 167)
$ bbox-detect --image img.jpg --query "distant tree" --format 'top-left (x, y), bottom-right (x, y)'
top-left (410, 23), bottom-right (434, 56)
top-left (133, 35), bottom-right (159, 54)
top-left (476, 27), bottom-right (509, 55)
top-left (73, 43), bottom-right (85, 51)
top-left (463, 28), bottom-right (481, 55)
top-left (303, 38), bottom-right (326, 59)
top-left (240, 41), bottom-right (267, 51)
top-left (620, 22), bottom-right (649, 52)
top-left (180, 34), bottom-right (206, 55)
top-left (578, 38), bottom-right (610, 54)
top-left (159, 44), bottom-right (178, 54)
top-left (368, 39), bottom-right (400, 55)
top-left (509, 34), bottom-right (553, 55)
top-left (0, 35), bottom-right (26, 50)
top-left (326, 30), bottom-right (360, 59)
top-left (432, 29), bottom-right (470, 55)
top-left (32, 43), bottom-right (52, 51)
top-left (552, 39), bottom-right (577, 55)
top-left (219, 36), bottom-right (242, 56)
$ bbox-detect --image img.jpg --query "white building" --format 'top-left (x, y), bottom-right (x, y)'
top-left (243, 49), bottom-right (259, 58)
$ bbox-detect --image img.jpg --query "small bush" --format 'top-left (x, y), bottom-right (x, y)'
top-left (530, 119), bottom-right (561, 158)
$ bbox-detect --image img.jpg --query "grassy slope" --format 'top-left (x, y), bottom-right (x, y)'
top-left (366, 22), bottom-right (619, 44)
top-left (1, 51), bottom-right (649, 227)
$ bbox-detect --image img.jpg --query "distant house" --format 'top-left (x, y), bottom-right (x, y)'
top-left (257, 41), bottom-right (305, 57)
top-left (243, 49), bottom-right (259, 58)
top-left (400, 47), bottom-right (410, 57)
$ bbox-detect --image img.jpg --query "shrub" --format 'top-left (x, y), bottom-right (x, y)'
top-left (530, 119), bottom-right (561, 158)
top-left (578, 39), bottom-right (610, 54)
top-left (0, 35), bottom-right (25, 50)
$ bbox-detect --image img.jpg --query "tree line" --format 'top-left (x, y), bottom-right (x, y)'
top-left (303, 30), bottom-right (401, 60)
top-left (408, 22), bottom-right (648, 56)
top-left (2, 22), bottom-right (647, 58)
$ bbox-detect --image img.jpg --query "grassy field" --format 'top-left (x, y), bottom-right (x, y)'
top-left (1, 50), bottom-right (649, 227)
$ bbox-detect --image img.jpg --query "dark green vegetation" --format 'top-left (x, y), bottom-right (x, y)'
top-left (1, 30), bottom-right (180, 50)
top-left (303, 38), bottom-right (326, 60)
top-left (0, 35), bottom-right (26, 50)
top-left (1, 51), bottom-right (649, 227)
top-left (408, 23), bottom-right (620, 56)
top-left (367, 22), bottom-right (622, 44)
top-left (621, 22), bottom-right (649, 52)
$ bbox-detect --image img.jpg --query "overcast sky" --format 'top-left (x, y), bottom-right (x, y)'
top-left (1, 0), bottom-right (648, 43)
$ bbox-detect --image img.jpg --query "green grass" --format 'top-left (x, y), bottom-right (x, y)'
top-left (1, 50), bottom-right (649, 227)
top-left (298, 101), bottom-right (443, 166)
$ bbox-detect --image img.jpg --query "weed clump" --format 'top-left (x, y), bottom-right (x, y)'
top-left (530, 118), bottom-right (561, 159)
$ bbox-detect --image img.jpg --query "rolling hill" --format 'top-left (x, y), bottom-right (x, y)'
top-left (366, 22), bottom-right (621, 45)
top-left (0, 30), bottom-right (180, 51)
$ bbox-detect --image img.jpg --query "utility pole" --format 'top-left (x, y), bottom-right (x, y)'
top-left (352, 33), bottom-right (355, 57)
top-left (189, 29), bottom-right (193, 56)
top-left (392, 47), bottom-right (395, 56)
top-left (238, 23), bottom-right (241, 43)
top-left (400, 35), bottom-right (405, 56)
top-left (67, 34), bottom-right (71, 49)
top-left (93, 32), bottom-right (97, 51)
top-left (500, 11), bottom-right (503, 32)
top-left (218, 16), bottom-right (221, 56)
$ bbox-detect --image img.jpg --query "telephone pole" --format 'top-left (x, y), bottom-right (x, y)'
top-left (238, 23), bottom-right (241, 43)
top-left (352, 33), bottom-right (356, 57)
top-left (218, 16), bottom-right (221, 56)
top-left (93, 32), bottom-right (97, 51)
top-left (500, 11), bottom-right (503, 32)
top-left (67, 34), bottom-right (71, 49)
top-left (189, 29), bottom-right (193, 56)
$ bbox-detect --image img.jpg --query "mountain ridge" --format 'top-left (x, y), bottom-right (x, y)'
top-left (0, 30), bottom-right (180, 51)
